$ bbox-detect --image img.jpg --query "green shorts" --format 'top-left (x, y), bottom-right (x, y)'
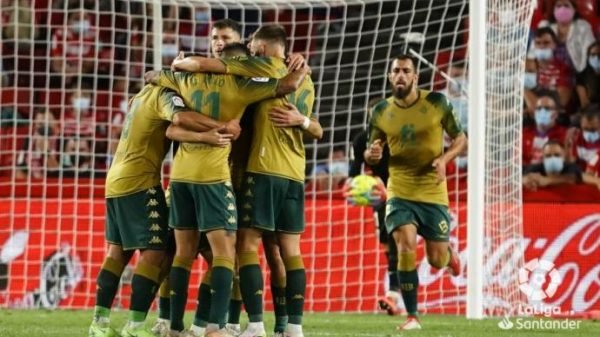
top-left (169, 181), bottom-right (237, 232)
top-left (105, 185), bottom-right (168, 251)
top-left (238, 173), bottom-right (305, 233)
top-left (385, 197), bottom-right (451, 242)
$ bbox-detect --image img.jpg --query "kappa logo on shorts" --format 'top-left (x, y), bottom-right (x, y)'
top-left (247, 176), bottom-right (255, 184)
top-left (172, 96), bottom-right (185, 107)
top-left (147, 199), bottom-right (159, 207)
top-left (438, 220), bottom-right (449, 233)
top-left (243, 203), bottom-right (252, 210)
top-left (385, 204), bottom-right (393, 217)
top-left (224, 181), bottom-right (232, 187)
top-left (148, 211), bottom-right (160, 219)
top-left (149, 236), bottom-right (163, 244)
top-left (245, 189), bottom-right (253, 197)
top-left (243, 215), bottom-right (251, 222)
top-left (227, 216), bottom-right (236, 224)
top-left (146, 188), bottom-right (157, 195)
top-left (149, 224), bottom-right (161, 232)
top-left (226, 191), bottom-right (233, 199)
top-left (227, 203), bottom-right (235, 211)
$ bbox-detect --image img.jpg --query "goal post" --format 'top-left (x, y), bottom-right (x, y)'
top-left (0, 0), bottom-right (536, 316)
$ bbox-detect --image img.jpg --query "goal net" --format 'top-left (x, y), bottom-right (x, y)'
top-left (0, 0), bottom-right (533, 317)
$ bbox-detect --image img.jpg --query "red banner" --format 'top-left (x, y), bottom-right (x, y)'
top-left (0, 199), bottom-right (598, 314)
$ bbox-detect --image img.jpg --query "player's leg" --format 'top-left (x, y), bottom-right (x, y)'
top-left (152, 233), bottom-right (176, 337)
top-left (385, 198), bottom-right (421, 330)
top-left (263, 234), bottom-right (288, 335)
top-left (189, 239), bottom-right (214, 337)
top-left (225, 270), bottom-right (243, 336)
top-left (89, 243), bottom-right (133, 337)
top-left (168, 182), bottom-right (201, 335)
top-left (376, 202), bottom-right (401, 316)
top-left (420, 204), bottom-right (460, 276)
top-left (120, 186), bottom-right (171, 337)
top-left (237, 227), bottom-right (266, 337)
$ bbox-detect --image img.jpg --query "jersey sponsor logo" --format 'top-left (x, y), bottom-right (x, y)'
top-left (251, 77), bottom-right (269, 82)
top-left (172, 96), bottom-right (185, 107)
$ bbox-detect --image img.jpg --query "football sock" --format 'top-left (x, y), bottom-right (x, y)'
top-left (398, 251), bottom-right (419, 316)
top-left (239, 251), bottom-right (263, 322)
top-left (169, 256), bottom-right (194, 332)
top-left (158, 277), bottom-right (171, 320)
top-left (271, 275), bottom-right (288, 333)
top-left (284, 255), bottom-right (305, 325)
top-left (93, 257), bottom-right (125, 322)
top-left (129, 260), bottom-right (161, 323)
top-left (209, 256), bottom-right (235, 327)
top-left (228, 275), bottom-right (243, 325)
top-left (387, 241), bottom-right (400, 292)
top-left (193, 269), bottom-right (212, 328)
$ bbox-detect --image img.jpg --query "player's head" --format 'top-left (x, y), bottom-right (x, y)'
top-left (221, 42), bottom-right (250, 58)
top-left (250, 25), bottom-right (287, 57)
top-left (388, 54), bottom-right (419, 100)
top-left (211, 19), bottom-right (242, 58)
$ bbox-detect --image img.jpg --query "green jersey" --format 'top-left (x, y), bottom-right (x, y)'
top-left (105, 85), bottom-right (185, 197)
top-left (368, 91), bottom-right (463, 206)
top-left (222, 56), bottom-right (315, 182)
top-left (153, 70), bottom-right (279, 183)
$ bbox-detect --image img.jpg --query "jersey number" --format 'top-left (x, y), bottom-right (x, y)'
top-left (286, 89), bottom-right (310, 116)
top-left (191, 90), bottom-right (220, 119)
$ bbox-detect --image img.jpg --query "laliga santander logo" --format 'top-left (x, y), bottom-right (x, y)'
top-left (518, 258), bottom-right (562, 301)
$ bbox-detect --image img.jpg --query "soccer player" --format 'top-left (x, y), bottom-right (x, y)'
top-left (364, 55), bottom-right (466, 330)
top-left (172, 25), bottom-right (321, 337)
top-left (345, 98), bottom-right (401, 316)
top-left (88, 84), bottom-right (238, 337)
top-left (148, 43), bottom-right (310, 337)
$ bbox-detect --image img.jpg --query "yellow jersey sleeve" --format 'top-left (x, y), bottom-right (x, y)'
top-left (234, 76), bottom-right (279, 104)
top-left (157, 89), bottom-right (187, 121)
top-left (439, 93), bottom-right (464, 138)
top-left (154, 70), bottom-right (180, 92)
top-left (367, 99), bottom-right (389, 144)
top-left (222, 56), bottom-right (286, 78)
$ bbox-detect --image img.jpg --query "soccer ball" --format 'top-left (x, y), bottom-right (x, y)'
top-left (345, 174), bottom-right (384, 207)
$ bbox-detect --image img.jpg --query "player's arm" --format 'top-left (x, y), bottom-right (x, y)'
top-left (435, 95), bottom-right (468, 181)
top-left (365, 106), bottom-right (386, 166)
top-left (171, 52), bottom-right (227, 73)
top-left (349, 132), bottom-right (368, 178)
top-left (144, 70), bottom-right (180, 91)
top-left (275, 64), bottom-right (310, 97)
top-left (166, 125), bottom-right (232, 147)
top-left (269, 102), bottom-right (323, 139)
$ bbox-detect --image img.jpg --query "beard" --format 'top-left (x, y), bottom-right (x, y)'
top-left (392, 80), bottom-right (413, 99)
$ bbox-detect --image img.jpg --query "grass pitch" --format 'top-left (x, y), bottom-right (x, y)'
top-left (0, 310), bottom-right (598, 337)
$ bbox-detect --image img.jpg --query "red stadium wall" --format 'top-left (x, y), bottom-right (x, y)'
top-left (0, 199), bottom-right (598, 314)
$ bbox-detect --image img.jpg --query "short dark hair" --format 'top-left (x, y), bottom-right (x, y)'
top-left (212, 19), bottom-right (242, 37)
top-left (581, 105), bottom-right (600, 121)
top-left (252, 25), bottom-right (287, 49)
top-left (389, 54), bottom-right (419, 73)
top-left (535, 27), bottom-right (558, 44)
top-left (536, 89), bottom-right (560, 108)
top-left (221, 43), bottom-right (250, 58)
top-left (543, 139), bottom-right (564, 150)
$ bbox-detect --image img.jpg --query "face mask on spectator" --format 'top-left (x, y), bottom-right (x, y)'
top-left (72, 20), bottom-right (91, 34)
top-left (589, 55), bottom-right (600, 71)
top-left (449, 78), bottom-right (467, 95)
top-left (329, 161), bottom-right (349, 176)
top-left (534, 48), bottom-right (553, 61)
top-left (543, 156), bottom-right (564, 174)
top-left (162, 44), bottom-right (179, 57)
top-left (534, 107), bottom-right (553, 127)
top-left (583, 130), bottom-right (600, 143)
top-left (455, 156), bottom-right (468, 170)
top-left (73, 97), bottom-right (91, 112)
top-left (554, 6), bottom-right (575, 24)
top-left (119, 100), bottom-right (128, 114)
top-left (523, 72), bottom-right (537, 89)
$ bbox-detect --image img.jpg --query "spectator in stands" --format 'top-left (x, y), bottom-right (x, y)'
top-left (523, 91), bottom-right (568, 165)
top-left (62, 81), bottom-right (95, 138)
top-left (537, 0), bottom-right (595, 72)
top-left (524, 28), bottom-right (573, 113)
top-left (50, 9), bottom-right (99, 87)
top-left (312, 146), bottom-right (349, 191)
top-left (575, 41), bottom-right (600, 109)
top-left (61, 137), bottom-right (93, 177)
top-left (523, 140), bottom-right (581, 191)
top-left (567, 107), bottom-right (600, 175)
top-left (15, 110), bottom-right (60, 179)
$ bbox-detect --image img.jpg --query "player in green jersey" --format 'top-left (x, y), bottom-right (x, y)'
top-left (148, 43), bottom-right (309, 337)
top-left (89, 84), bottom-right (239, 337)
top-left (172, 25), bottom-right (322, 337)
top-left (365, 55), bottom-right (466, 330)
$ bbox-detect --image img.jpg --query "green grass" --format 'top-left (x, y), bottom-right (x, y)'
top-left (0, 310), bottom-right (597, 337)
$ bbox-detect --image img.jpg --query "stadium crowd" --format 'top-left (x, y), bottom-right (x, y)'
top-left (1, 0), bottom-right (599, 198)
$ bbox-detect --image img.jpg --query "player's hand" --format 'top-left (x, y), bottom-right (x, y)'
top-left (341, 177), bottom-right (353, 198)
top-left (171, 51), bottom-right (185, 71)
top-left (223, 119), bottom-right (241, 140)
top-left (370, 176), bottom-right (387, 202)
top-left (432, 157), bottom-right (446, 184)
top-left (365, 140), bottom-right (384, 164)
top-left (269, 102), bottom-right (304, 128)
top-left (287, 53), bottom-right (306, 72)
top-left (203, 127), bottom-right (233, 147)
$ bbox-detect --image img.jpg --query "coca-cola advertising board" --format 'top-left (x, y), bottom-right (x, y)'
top-left (0, 199), bottom-right (598, 313)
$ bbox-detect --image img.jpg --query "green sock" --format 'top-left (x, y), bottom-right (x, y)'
top-left (387, 242), bottom-right (400, 292)
top-left (284, 256), bottom-right (305, 325)
top-left (398, 252), bottom-right (419, 316)
top-left (158, 278), bottom-right (171, 320)
top-left (193, 270), bottom-right (212, 327)
top-left (271, 276), bottom-right (288, 333)
top-left (94, 257), bottom-right (125, 320)
top-left (228, 275), bottom-right (243, 325)
top-left (209, 256), bottom-right (235, 327)
top-left (129, 261), bottom-right (161, 323)
top-left (239, 251), bottom-right (263, 322)
top-left (169, 256), bottom-right (194, 332)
